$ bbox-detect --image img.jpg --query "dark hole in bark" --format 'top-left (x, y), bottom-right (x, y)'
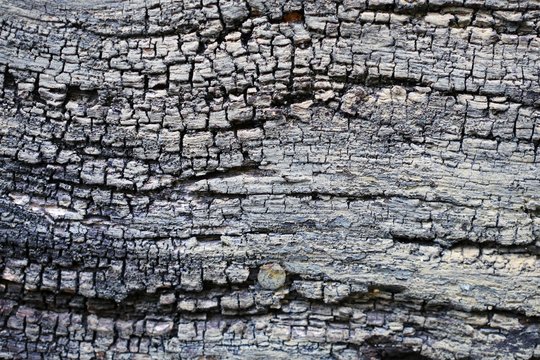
top-left (282, 10), bottom-right (304, 23)
top-left (152, 83), bottom-right (168, 90)
top-left (195, 234), bottom-right (221, 242)
top-left (380, 349), bottom-right (430, 360)
top-left (3, 68), bottom-right (16, 89)
top-left (368, 284), bottom-right (406, 294)
top-left (196, 41), bottom-right (206, 54)
top-left (66, 85), bottom-right (99, 104)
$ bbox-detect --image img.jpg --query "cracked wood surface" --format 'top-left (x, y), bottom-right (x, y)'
top-left (0, 0), bottom-right (539, 359)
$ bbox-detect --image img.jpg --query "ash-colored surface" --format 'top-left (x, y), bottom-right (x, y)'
top-left (0, 0), bottom-right (539, 359)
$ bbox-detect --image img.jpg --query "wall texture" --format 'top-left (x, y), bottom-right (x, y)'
top-left (0, 0), bottom-right (539, 358)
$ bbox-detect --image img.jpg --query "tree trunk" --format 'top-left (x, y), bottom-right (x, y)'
top-left (0, 0), bottom-right (539, 358)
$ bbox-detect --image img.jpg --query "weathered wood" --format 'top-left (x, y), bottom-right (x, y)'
top-left (0, 0), bottom-right (539, 358)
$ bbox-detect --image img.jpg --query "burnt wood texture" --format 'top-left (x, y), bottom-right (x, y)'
top-left (0, 0), bottom-right (539, 359)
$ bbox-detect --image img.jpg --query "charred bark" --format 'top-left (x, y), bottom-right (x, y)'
top-left (0, 0), bottom-right (539, 359)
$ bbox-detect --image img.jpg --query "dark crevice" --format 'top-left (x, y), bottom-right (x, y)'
top-left (282, 10), bottom-right (304, 23)
top-left (2, 67), bottom-right (16, 90)
top-left (379, 349), bottom-right (431, 360)
top-left (448, 239), bottom-right (540, 255)
top-left (391, 233), bottom-right (436, 245)
top-left (66, 85), bottom-right (99, 104)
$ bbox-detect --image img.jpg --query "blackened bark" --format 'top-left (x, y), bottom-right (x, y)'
top-left (0, 0), bottom-right (539, 359)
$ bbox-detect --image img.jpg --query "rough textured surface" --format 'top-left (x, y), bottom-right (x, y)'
top-left (0, 0), bottom-right (539, 358)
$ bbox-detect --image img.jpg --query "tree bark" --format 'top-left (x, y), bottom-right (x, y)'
top-left (0, 0), bottom-right (539, 358)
